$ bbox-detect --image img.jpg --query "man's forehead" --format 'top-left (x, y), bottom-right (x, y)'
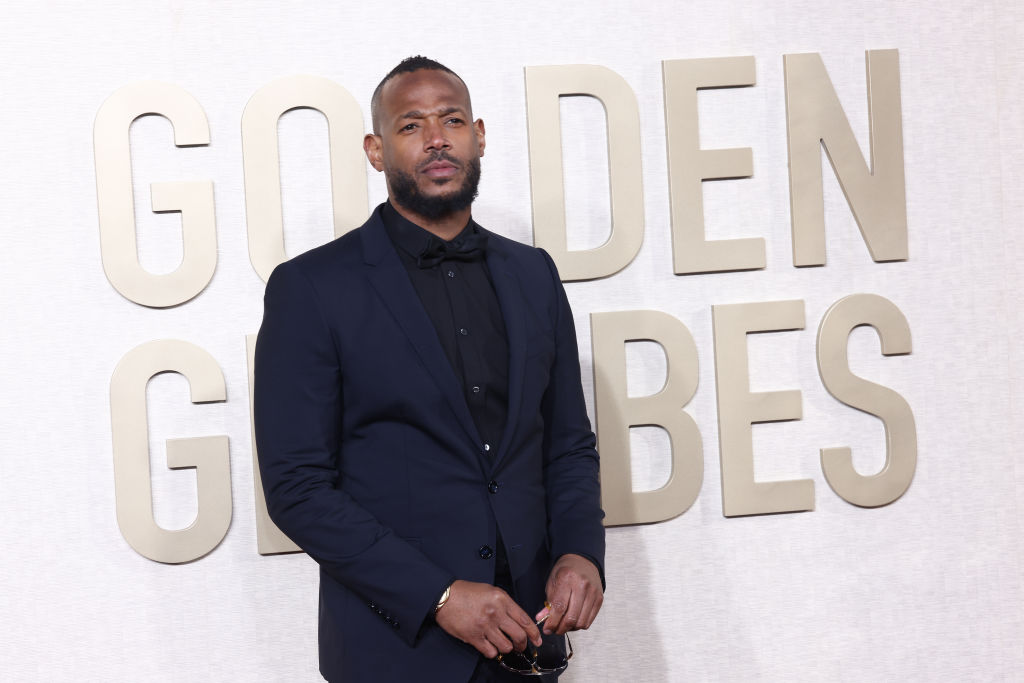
top-left (380, 69), bottom-right (471, 116)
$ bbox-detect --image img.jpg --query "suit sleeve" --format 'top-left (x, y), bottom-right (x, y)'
top-left (254, 260), bottom-right (452, 645)
top-left (537, 250), bottom-right (607, 588)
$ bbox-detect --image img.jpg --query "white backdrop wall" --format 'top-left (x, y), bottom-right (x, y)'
top-left (2, 1), bottom-right (1022, 680)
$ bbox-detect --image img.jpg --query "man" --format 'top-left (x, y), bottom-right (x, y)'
top-left (255, 56), bottom-right (605, 682)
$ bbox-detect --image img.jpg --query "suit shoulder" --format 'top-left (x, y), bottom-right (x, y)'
top-left (486, 230), bottom-right (564, 287)
top-left (291, 227), bottom-right (363, 271)
top-left (267, 223), bottom-right (367, 289)
top-left (486, 230), bottom-right (553, 268)
top-left (485, 229), bottom-right (532, 256)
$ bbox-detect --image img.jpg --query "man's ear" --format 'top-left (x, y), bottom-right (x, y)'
top-left (364, 134), bottom-right (384, 171)
top-left (474, 119), bottom-right (486, 157)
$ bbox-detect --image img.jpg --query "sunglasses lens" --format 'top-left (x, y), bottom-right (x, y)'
top-left (496, 631), bottom-right (571, 676)
top-left (533, 650), bottom-right (568, 673)
top-left (497, 649), bottom-right (567, 675)
top-left (498, 651), bottom-right (536, 673)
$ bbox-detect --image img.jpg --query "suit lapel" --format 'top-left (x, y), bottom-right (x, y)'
top-left (484, 235), bottom-right (527, 468)
top-left (360, 212), bottom-right (483, 452)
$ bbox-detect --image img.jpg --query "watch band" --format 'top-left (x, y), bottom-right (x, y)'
top-left (434, 583), bottom-right (452, 614)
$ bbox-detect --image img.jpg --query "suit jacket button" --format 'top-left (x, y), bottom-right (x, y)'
top-left (488, 480), bottom-right (499, 494)
top-left (478, 545), bottom-right (494, 559)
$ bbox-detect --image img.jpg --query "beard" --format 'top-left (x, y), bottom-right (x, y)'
top-left (388, 153), bottom-right (481, 221)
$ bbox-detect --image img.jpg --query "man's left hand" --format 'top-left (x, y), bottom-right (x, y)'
top-left (536, 553), bottom-right (603, 635)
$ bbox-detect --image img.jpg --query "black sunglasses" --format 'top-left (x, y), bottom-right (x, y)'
top-left (495, 603), bottom-right (574, 676)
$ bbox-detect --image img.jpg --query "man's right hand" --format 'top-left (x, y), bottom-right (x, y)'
top-left (434, 580), bottom-right (543, 658)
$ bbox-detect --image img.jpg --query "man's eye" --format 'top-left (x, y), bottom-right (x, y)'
top-left (446, 118), bottom-right (464, 125)
top-left (401, 123), bottom-right (417, 132)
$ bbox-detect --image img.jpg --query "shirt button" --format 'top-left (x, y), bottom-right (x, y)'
top-left (447, 270), bottom-right (456, 278)
top-left (483, 443), bottom-right (491, 452)
top-left (459, 327), bottom-right (468, 336)
top-left (472, 385), bottom-right (481, 394)
top-left (488, 480), bottom-right (499, 494)
top-left (478, 545), bottom-right (494, 559)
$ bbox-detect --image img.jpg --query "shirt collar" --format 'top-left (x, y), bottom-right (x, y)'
top-left (381, 200), bottom-right (478, 261)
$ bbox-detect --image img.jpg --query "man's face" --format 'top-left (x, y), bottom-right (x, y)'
top-left (365, 69), bottom-right (485, 221)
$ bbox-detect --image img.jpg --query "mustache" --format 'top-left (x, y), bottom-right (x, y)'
top-left (417, 151), bottom-right (462, 171)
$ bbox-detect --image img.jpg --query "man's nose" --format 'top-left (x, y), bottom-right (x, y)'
top-left (423, 120), bottom-right (450, 151)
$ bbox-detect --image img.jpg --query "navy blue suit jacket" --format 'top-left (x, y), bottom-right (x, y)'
top-left (255, 205), bottom-right (605, 682)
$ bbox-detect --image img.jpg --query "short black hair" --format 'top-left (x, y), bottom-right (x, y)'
top-left (370, 56), bottom-right (469, 134)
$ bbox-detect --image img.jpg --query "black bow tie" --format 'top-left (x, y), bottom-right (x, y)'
top-left (417, 231), bottom-right (488, 269)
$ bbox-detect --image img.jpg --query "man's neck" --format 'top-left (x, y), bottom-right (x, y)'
top-left (388, 199), bottom-right (471, 242)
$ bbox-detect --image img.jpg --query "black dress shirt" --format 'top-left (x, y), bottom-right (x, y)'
top-left (382, 202), bottom-right (514, 592)
top-left (382, 201), bottom-right (509, 450)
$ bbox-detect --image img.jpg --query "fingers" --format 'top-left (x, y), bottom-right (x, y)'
top-left (484, 624), bottom-right (515, 655)
top-left (564, 603), bottom-right (582, 633)
top-left (543, 554), bottom-right (604, 635)
top-left (542, 569), bottom-right (576, 634)
top-left (434, 580), bottom-right (542, 659)
top-left (577, 586), bottom-right (603, 630)
top-left (497, 612), bottom-right (533, 652)
top-left (542, 594), bottom-right (569, 635)
top-left (481, 601), bottom-right (537, 656)
top-left (552, 596), bottom-right (580, 636)
top-left (512, 604), bottom-right (544, 647)
top-left (473, 636), bottom-right (499, 660)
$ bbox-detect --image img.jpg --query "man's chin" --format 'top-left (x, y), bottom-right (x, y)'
top-left (388, 162), bottom-right (480, 221)
top-left (417, 184), bottom-right (465, 203)
top-left (422, 177), bottom-right (459, 190)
